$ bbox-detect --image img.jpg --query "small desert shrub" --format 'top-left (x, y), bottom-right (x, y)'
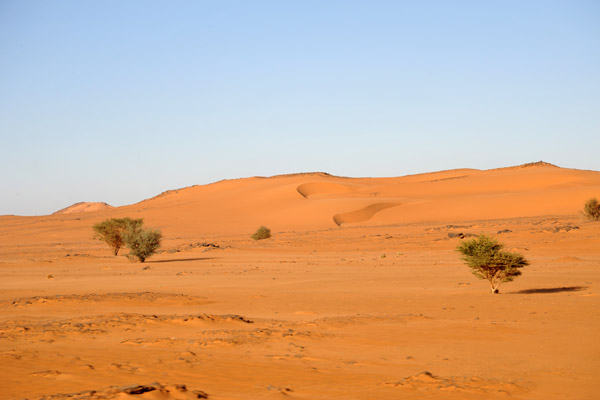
top-left (251, 226), bottom-right (271, 240)
top-left (124, 227), bottom-right (162, 262)
top-left (583, 198), bottom-right (600, 221)
top-left (93, 218), bottom-right (144, 255)
top-left (457, 235), bottom-right (529, 294)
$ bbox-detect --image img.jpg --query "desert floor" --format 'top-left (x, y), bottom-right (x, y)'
top-left (1, 165), bottom-right (599, 399)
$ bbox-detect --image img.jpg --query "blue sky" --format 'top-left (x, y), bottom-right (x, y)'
top-left (1, 0), bottom-right (599, 215)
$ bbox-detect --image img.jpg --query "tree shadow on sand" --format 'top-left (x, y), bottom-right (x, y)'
top-left (148, 257), bottom-right (216, 264)
top-left (510, 286), bottom-right (587, 294)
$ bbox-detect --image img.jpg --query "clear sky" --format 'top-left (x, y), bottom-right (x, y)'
top-left (1, 0), bottom-right (599, 215)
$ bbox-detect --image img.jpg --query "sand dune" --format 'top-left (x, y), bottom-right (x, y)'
top-left (1, 162), bottom-right (599, 399)
top-left (296, 181), bottom-right (358, 198)
top-left (53, 202), bottom-right (113, 215)
top-left (333, 202), bottom-right (400, 226)
top-left (129, 161), bottom-right (600, 232)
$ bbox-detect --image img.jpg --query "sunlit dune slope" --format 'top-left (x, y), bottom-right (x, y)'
top-left (1, 162), bottom-right (599, 242)
top-left (53, 202), bottom-right (113, 214)
top-left (105, 162), bottom-right (600, 235)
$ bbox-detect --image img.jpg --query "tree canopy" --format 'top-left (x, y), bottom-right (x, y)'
top-left (92, 218), bottom-right (143, 255)
top-left (457, 235), bottom-right (529, 294)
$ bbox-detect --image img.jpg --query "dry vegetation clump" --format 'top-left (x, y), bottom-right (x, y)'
top-left (251, 226), bottom-right (271, 240)
top-left (457, 235), bottom-right (529, 294)
top-left (583, 198), bottom-right (600, 221)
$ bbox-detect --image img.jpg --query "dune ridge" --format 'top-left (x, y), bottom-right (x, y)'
top-left (4, 162), bottom-right (599, 239)
top-left (53, 202), bottom-right (113, 215)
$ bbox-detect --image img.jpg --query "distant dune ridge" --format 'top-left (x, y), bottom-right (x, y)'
top-left (53, 202), bottom-right (113, 215)
top-left (38, 161), bottom-right (600, 234)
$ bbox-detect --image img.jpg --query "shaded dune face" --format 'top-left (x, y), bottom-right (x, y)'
top-left (296, 182), bottom-right (357, 198)
top-left (333, 203), bottom-right (401, 226)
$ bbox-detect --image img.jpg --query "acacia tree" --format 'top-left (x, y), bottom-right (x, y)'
top-left (92, 218), bottom-right (144, 255)
top-left (124, 227), bottom-right (162, 263)
top-left (583, 198), bottom-right (600, 221)
top-left (457, 235), bottom-right (529, 294)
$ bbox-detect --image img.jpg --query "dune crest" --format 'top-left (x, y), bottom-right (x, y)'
top-left (53, 202), bottom-right (113, 215)
top-left (7, 162), bottom-right (600, 235)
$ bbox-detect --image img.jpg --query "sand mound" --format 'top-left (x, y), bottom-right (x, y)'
top-left (53, 202), bottom-right (113, 214)
top-left (333, 203), bottom-right (400, 226)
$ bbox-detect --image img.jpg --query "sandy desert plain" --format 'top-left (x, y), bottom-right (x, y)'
top-left (1, 161), bottom-right (599, 400)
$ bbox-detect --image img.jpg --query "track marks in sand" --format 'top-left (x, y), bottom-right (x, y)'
top-left (312, 313), bottom-right (430, 327)
top-left (333, 203), bottom-right (400, 226)
top-left (0, 313), bottom-right (253, 340)
top-left (385, 371), bottom-right (530, 395)
top-left (122, 326), bottom-right (326, 348)
top-left (1, 292), bottom-right (209, 307)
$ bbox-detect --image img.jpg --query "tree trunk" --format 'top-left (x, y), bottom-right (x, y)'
top-left (489, 281), bottom-right (500, 294)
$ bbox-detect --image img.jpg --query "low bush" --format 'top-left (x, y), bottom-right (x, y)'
top-left (124, 227), bottom-right (162, 262)
top-left (251, 226), bottom-right (271, 240)
top-left (583, 198), bottom-right (600, 221)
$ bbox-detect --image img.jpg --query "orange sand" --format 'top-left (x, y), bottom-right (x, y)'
top-left (1, 162), bottom-right (599, 399)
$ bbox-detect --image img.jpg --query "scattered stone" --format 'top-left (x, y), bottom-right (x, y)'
top-left (26, 382), bottom-right (208, 399)
top-left (553, 225), bottom-right (579, 233)
top-left (446, 224), bottom-right (471, 229)
top-left (120, 385), bottom-right (156, 395)
top-left (447, 232), bottom-right (475, 239)
top-left (497, 229), bottom-right (512, 234)
top-left (267, 385), bottom-right (293, 394)
top-left (47, 274), bottom-right (54, 279)
top-left (187, 242), bottom-right (221, 250)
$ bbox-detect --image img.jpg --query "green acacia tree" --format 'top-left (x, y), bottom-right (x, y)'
top-left (93, 218), bottom-right (144, 255)
top-left (124, 227), bottom-right (162, 262)
top-left (457, 235), bottom-right (529, 294)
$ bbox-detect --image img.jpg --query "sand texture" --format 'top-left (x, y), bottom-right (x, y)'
top-left (1, 162), bottom-right (600, 399)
